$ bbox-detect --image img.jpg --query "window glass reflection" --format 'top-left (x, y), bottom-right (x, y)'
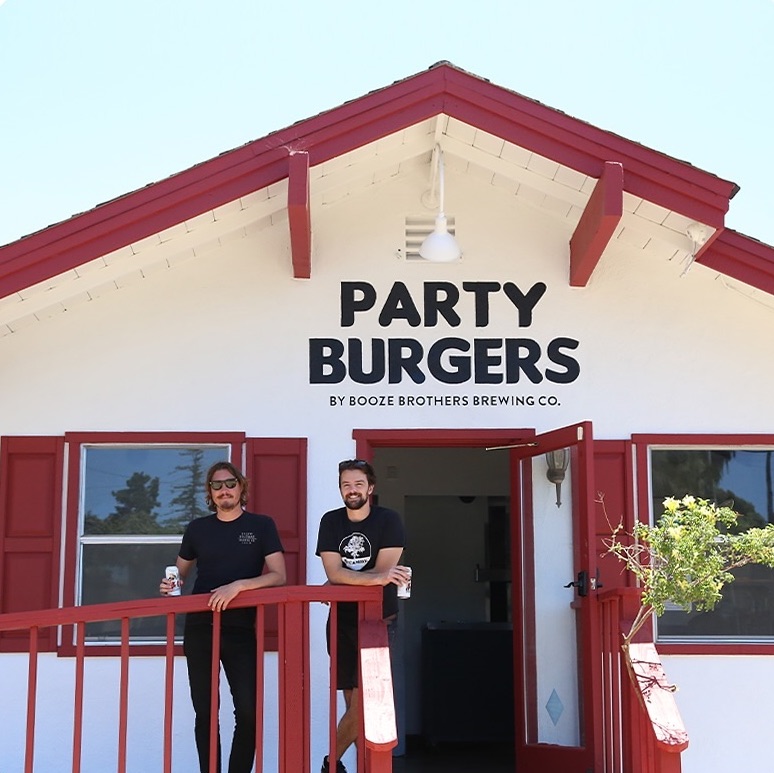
top-left (79, 444), bottom-right (229, 642)
top-left (652, 448), bottom-right (774, 639)
top-left (83, 446), bottom-right (226, 534)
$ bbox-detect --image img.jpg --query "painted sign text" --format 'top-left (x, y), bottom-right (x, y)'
top-left (309, 281), bottom-right (581, 385)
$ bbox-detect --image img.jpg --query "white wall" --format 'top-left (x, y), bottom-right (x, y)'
top-left (0, 653), bottom-right (280, 771)
top-left (2, 163), bottom-right (773, 771)
top-left (661, 655), bottom-right (774, 772)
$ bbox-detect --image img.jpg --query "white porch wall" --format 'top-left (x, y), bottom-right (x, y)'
top-left (0, 652), bottom-right (279, 771)
top-left (1, 163), bottom-right (772, 772)
top-left (661, 655), bottom-right (774, 772)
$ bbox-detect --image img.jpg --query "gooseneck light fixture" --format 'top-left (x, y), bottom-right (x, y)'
top-left (419, 144), bottom-right (462, 263)
top-left (545, 448), bottom-right (570, 508)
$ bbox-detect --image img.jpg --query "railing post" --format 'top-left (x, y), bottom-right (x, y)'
top-left (278, 595), bottom-right (309, 773)
top-left (162, 612), bottom-right (176, 773)
top-left (118, 617), bottom-right (131, 773)
top-left (600, 588), bottom-right (688, 773)
top-left (24, 626), bottom-right (38, 773)
top-left (209, 612), bottom-right (222, 773)
top-left (360, 597), bottom-right (396, 773)
top-left (72, 622), bottom-right (85, 773)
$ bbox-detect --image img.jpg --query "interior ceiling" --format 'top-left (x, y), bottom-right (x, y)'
top-left (0, 114), bottom-right (718, 336)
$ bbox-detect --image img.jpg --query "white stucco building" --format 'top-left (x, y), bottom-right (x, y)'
top-left (1, 62), bottom-right (773, 772)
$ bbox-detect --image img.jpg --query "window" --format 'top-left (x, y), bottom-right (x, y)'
top-left (77, 443), bottom-right (229, 641)
top-left (647, 444), bottom-right (774, 641)
top-left (0, 432), bottom-right (304, 653)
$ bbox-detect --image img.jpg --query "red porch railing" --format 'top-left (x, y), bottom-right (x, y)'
top-left (0, 585), bottom-right (396, 773)
top-left (598, 588), bottom-right (689, 773)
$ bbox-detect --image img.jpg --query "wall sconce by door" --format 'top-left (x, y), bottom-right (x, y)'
top-left (545, 449), bottom-right (570, 507)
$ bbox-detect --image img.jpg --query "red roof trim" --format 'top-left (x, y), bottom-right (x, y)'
top-left (569, 161), bottom-right (624, 286)
top-left (0, 151), bottom-right (288, 297)
top-left (0, 62), bottom-right (763, 299)
top-left (697, 229), bottom-right (774, 295)
top-left (440, 68), bottom-right (735, 225)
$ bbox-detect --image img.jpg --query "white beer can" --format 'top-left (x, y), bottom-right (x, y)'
top-left (165, 565), bottom-right (181, 596)
top-left (397, 566), bottom-right (412, 599)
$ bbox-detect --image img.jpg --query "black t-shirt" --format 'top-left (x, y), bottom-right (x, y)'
top-left (315, 504), bottom-right (405, 622)
top-left (179, 510), bottom-right (284, 628)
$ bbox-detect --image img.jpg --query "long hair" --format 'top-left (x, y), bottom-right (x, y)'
top-left (205, 461), bottom-right (250, 510)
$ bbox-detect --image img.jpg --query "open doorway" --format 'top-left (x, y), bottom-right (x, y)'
top-left (370, 446), bottom-right (515, 772)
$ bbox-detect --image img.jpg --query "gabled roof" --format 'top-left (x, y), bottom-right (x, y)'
top-left (1, 61), bottom-right (772, 328)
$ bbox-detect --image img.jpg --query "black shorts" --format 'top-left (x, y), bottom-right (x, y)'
top-left (325, 614), bottom-right (397, 691)
top-left (326, 615), bottom-right (359, 690)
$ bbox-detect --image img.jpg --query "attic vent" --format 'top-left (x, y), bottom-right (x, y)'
top-left (404, 215), bottom-right (457, 261)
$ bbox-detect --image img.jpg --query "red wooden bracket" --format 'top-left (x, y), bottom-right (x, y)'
top-left (569, 161), bottom-right (624, 287)
top-left (288, 150), bottom-right (311, 279)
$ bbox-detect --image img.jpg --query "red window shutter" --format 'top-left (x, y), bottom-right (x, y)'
top-left (593, 439), bottom-right (635, 592)
top-left (245, 437), bottom-right (307, 651)
top-left (0, 436), bottom-right (64, 652)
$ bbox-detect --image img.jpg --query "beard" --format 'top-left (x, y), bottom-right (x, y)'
top-left (344, 492), bottom-right (368, 510)
top-left (216, 495), bottom-right (241, 512)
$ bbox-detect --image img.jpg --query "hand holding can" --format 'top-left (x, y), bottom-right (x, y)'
top-left (165, 565), bottom-right (181, 596)
top-left (397, 566), bottom-right (412, 599)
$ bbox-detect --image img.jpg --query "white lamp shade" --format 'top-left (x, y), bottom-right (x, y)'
top-left (419, 214), bottom-right (462, 263)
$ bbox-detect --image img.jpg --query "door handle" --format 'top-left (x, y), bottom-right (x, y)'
top-left (564, 570), bottom-right (589, 597)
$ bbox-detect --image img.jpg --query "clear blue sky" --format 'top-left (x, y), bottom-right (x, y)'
top-left (1, 0), bottom-right (772, 249)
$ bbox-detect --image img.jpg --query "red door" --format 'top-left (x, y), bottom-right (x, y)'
top-left (510, 422), bottom-right (600, 772)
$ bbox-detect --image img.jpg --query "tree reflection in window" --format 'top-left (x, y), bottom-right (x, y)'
top-left (652, 447), bottom-right (774, 639)
top-left (79, 445), bottom-right (228, 641)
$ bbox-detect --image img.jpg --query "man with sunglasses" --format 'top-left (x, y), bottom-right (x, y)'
top-left (160, 461), bottom-right (286, 773)
top-left (316, 459), bottom-right (409, 773)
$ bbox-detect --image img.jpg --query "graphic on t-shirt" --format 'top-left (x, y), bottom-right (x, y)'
top-left (340, 533), bottom-right (371, 570)
top-left (239, 532), bottom-right (256, 545)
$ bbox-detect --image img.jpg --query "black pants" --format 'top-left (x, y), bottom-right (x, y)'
top-left (183, 624), bottom-right (257, 773)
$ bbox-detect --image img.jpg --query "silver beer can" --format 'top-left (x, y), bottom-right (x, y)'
top-left (397, 566), bottom-right (412, 599)
top-left (165, 565), bottom-right (181, 596)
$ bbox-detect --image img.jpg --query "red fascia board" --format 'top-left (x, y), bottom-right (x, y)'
top-left (346, 65), bottom-right (735, 226)
top-left (697, 229), bottom-right (774, 295)
top-left (0, 80), bottom-right (445, 298)
top-left (569, 161), bottom-right (624, 287)
top-left (440, 69), bottom-right (736, 227)
top-left (0, 63), bottom-right (741, 298)
top-left (288, 151), bottom-right (311, 279)
top-left (291, 94), bottom-right (443, 168)
top-left (0, 151), bottom-right (289, 298)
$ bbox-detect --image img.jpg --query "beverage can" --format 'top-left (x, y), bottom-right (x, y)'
top-left (165, 565), bottom-right (181, 596)
top-left (397, 566), bottom-right (412, 599)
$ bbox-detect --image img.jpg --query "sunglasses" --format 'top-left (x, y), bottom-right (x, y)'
top-left (338, 459), bottom-right (370, 471)
top-left (209, 478), bottom-right (239, 490)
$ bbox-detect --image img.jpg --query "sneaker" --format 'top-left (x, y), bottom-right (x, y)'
top-left (321, 754), bottom-right (347, 773)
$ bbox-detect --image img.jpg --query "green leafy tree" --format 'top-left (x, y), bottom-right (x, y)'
top-left (606, 495), bottom-right (774, 646)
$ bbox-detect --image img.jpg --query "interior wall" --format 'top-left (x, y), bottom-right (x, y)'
top-left (402, 494), bottom-right (489, 734)
top-left (372, 448), bottom-right (510, 739)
